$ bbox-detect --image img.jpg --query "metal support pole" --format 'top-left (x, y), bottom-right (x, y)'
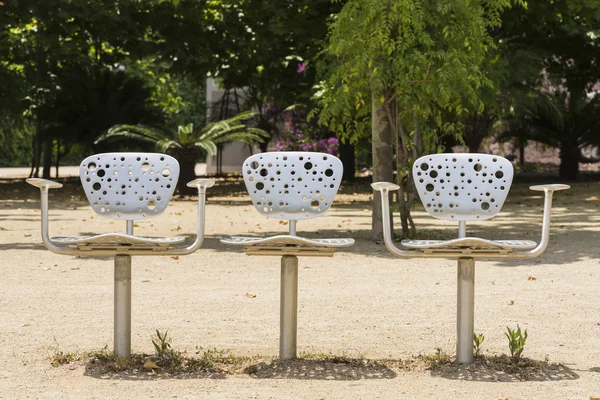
top-left (280, 255), bottom-right (298, 360)
top-left (114, 255), bottom-right (132, 357)
top-left (456, 257), bottom-right (475, 363)
top-left (288, 220), bottom-right (297, 236)
top-left (458, 221), bottom-right (466, 238)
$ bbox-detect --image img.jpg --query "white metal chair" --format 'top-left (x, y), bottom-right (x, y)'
top-left (27, 152), bottom-right (215, 356)
top-left (372, 153), bottom-right (569, 363)
top-left (221, 151), bottom-right (354, 359)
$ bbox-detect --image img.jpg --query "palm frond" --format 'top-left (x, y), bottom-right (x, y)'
top-left (95, 124), bottom-right (165, 145)
top-left (194, 141), bottom-right (218, 156)
top-left (156, 139), bottom-right (182, 152)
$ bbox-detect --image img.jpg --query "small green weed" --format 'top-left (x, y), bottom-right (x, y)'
top-left (48, 339), bottom-right (86, 367)
top-left (421, 347), bottom-right (452, 368)
top-left (473, 332), bottom-right (485, 357)
top-left (506, 325), bottom-right (528, 361)
top-left (152, 330), bottom-right (172, 356)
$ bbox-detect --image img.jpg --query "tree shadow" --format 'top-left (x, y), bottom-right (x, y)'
top-left (244, 358), bottom-right (397, 380)
top-left (429, 356), bottom-right (579, 382)
top-left (83, 361), bottom-right (230, 381)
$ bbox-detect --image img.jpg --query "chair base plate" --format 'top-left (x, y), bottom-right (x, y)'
top-left (221, 235), bottom-right (354, 247)
top-left (401, 238), bottom-right (536, 250)
top-left (221, 235), bottom-right (353, 257)
top-left (52, 233), bottom-right (185, 250)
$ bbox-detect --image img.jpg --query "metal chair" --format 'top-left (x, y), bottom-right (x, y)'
top-left (221, 151), bottom-right (354, 359)
top-left (372, 153), bottom-right (569, 363)
top-left (27, 152), bottom-right (215, 357)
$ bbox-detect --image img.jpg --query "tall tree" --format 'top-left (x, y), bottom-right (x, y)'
top-left (317, 0), bottom-right (517, 240)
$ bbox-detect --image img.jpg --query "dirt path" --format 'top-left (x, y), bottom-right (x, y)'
top-left (0, 179), bottom-right (599, 399)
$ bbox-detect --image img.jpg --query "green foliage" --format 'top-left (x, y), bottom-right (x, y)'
top-left (505, 325), bottom-right (528, 361)
top-left (317, 0), bottom-right (518, 144)
top-left (316, 0), bottom-right (519, 238)
top-left (473, 332), bottom-right (485, 358)
top-left (500, 89), bottom-right (600, 180)
top-left (152, 330), bottom-right (172, 356)
top-left (421, 347), bottom-right (452, 368)
top-left (42, 66), bottom-right (164, 153)
top-left (98, 110), bottom-right (268, 156)
top-left (0, 117), bottom-right (34, 167)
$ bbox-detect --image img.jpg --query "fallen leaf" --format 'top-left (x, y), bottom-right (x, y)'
top-left (143, 360), bottom-right (159, 370)
top-left (245, 293), bottom-right (256, 298)
top-left (585, 196), bottom-right (598, 201)
top-left (278, 221), bottom-right (288, 225)
top-left (508, 300), bottom-right (515, 305)
top-left (528, 276), bottom-right (536, 281)
top-left (171, 226), bottom-right (182, 231)
top-left (24, 233), bottom-right (31, 237)
top-left (171, 256), bottom-right (179, 260)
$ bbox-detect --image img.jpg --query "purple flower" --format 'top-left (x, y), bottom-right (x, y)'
top-left (297, 62), bottom-right (306, 73)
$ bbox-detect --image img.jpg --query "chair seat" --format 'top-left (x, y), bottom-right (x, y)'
top-left (401, 238), bottom-right (536, 250)
top-left (52, 233), bottom-right (185, 249)
top-left (220, 235), bottom-right (355, 248)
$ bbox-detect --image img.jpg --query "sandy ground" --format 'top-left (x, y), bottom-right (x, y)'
top-left (0, 177), bottom-right (599, 399)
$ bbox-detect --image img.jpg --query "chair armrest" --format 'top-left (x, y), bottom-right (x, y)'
top-left (529, 184), bottom-right (570, 192)
top-left (26, 178), bottom-right (63, 189)
top-left (371, 182), bottom-right (400, 192)
top-left (166, 179), bottom-right (215, 255)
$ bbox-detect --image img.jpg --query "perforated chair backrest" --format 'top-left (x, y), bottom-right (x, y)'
top-left (80, 153), bottom-right (180, 220)
top-left (413, 153), bottom-right (514, 221)
top-left (242, 152), bottom-right (343, 220)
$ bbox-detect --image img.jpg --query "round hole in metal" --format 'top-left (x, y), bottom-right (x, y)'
top-left (88, 162), bottom-right (97, 171)
top-left (256, 182), bottom-right (264, 190)
top-left (97, 169), bottom-right (105, 177)
top-left (259, 168), bottom-right (268, 177)
top-left (420, 163), bottom-right (429, 171)
top-left (495, 171), bottom-right (504, 179)
top-left (425, 183), bottom-right (434, 192)
top-left (430, 170), bottom-right (438, 178)
top-left (148, 200), bottom-right (156, 210)
top-left (325, 168), bottom-right (334, 177)
top-left (304, 162), bottom-right (313, 170)
top-left (162, 169), bottom-right (170, 177)
top-left (251, 161), bottom-right (260, 169)
top-left (92, 182), bottom-right (101, 191)
top-left (310, 200), bottom-right (319, 208)
top-left (141, 163), bottom-right (150, 171)
top-left (481, 202), bottom-right (490, 210)
top-left (474, 164), bottom-right (483, 172)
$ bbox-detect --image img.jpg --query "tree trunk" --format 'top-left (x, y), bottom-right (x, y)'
top-left (42, 138), bottom-right (52, 179)
top-left (559, 141), bottom-right (579, 181)
top-left (172, 148), bottom-right (198, 196)
top-left (464, 112), bottom-right (492, 153)
top-left (339, 140), bottom-right (355, 181)
top-left (518, 139), bottom-right (525, 167)
top-left (371, 94), bottom-right (394, 241)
